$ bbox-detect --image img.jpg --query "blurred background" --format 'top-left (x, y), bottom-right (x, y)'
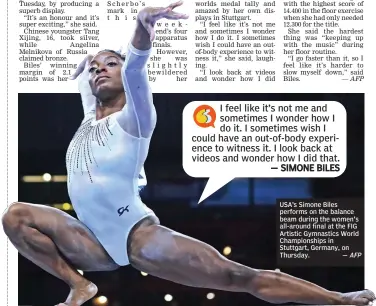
top-left (18, 93), bottom-right (364, 306)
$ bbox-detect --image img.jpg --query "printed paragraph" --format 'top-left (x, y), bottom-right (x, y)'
top-left (147, 17), bottom-right (189, 83)
top-left (283, 0), bottom-right (364, 82)
top-left (277, 198), bottom-right (364, 267)
top-left (15, 0), bottom-right (367, 92)
top-left (193, 0), bottom-right (277, 83)
top-left (182, 101), bottom-right (347, 203)
top-left (18, 0), bottom-right (99, 83)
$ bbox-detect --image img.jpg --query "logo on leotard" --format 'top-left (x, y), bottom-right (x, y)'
top-left (117, 206), bottom-right (129, 216)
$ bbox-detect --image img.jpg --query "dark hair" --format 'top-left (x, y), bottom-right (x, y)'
top-left (98, 49), bottom-right (126, 61)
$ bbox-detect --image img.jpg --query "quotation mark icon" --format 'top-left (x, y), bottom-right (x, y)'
top-left (193, 105), bottom-right (216, 128)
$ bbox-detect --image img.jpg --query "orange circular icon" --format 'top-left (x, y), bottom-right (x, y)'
top-left (193, 105), bottom-right (216, 128)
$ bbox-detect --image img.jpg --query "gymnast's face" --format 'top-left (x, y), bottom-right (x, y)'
top-left (88, 51), bottom-right (124, 101)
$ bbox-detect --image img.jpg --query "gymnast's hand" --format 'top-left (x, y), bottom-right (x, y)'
top-left (69, 55), bottom-right (95, 94)
top-left (137, 0), bottom-right (189, 42)
top-left (69, 55), bottom-right (92, 81)
top-left (69, 55), bottom-right (97, 111)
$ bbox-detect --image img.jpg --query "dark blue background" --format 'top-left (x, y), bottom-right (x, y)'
top-left (17, 93), bottom-right (364, 306)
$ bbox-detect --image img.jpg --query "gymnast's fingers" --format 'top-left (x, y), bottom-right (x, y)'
top-left (70, 55), bottom-right (93, 80)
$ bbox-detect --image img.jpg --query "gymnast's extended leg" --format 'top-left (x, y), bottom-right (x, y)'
top-left (2, 202), bottom-right (119, 306)
top-left (128, 223), bottom-right (374, 305)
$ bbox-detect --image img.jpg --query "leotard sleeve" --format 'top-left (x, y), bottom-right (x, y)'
top-left (78, 60), bottom-right (96, 116)
top-left (116, 43), bottom-right (156, 139)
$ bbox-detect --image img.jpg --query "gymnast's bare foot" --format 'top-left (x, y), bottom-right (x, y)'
top-left (56, 281), bottom-right (98, 306)
top-left (340, 289), bottom-right (375, 305)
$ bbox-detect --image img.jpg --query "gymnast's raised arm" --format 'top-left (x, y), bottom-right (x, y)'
top-left (69, 1), bottom-right (188, 132)
top-left (116, 29), bottom-right (155, 138)
top-left (116, 2), bottom-right (188, 138)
